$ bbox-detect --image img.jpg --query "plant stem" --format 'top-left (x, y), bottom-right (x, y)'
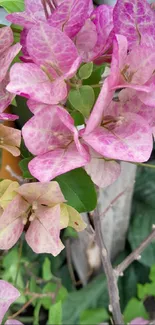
top-left (132, 162), bottom-right (155, 169)
top-left (94, 209), bottom-right (124, 325)
top-left (115, 227), bottom-right (155, 276)
top-left (8, 297), bottom-right (35, 320)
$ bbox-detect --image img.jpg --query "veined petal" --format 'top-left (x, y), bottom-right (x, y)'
top-left (0, 280), bottom-right (20, 324)
top-left (0, 43), bottom-right (22, 83)
top-left (0, 27), bottom-right (13, 55)
top-left (29, 143), bottom-right (90, 182)
top-left (26, 205), bottom-right (64, 256)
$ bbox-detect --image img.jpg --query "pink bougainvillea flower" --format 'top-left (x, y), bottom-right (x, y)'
top-left (85, 149), bottom-right (121, 188)
top-left (82, 83), bottom-right (153, 163)
top-left (0, 179), bottom-right (19, 209)
top-left (0, 182), bottom-right (65, 255)
top-left (0, 280), bottom-right (23, 325)
top-left (0, 125), bottom-right (21, 156)
top-left (22, 105), bottom-right (90, 181)
top-left (130, 318), bottom-right (149, 325)
top-left (75, 4), bottom-right (114, 62)
top-left (0, 181), bottom-right (86, 255)
top-left (7, 0), bottom-right (46, 29)
top-left (48, 0), bottom-right (90, 38)
top-left (0, 27), bottom-right (21, 115)
top-left (7, 23), bottom-right (81, 105)
top-left (108, 34), bottom-right (155, 94)
top-left (113, 0), bottom-right (155, 49)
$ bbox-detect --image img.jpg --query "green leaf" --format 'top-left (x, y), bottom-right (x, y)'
top-left (0, 0), bottom-right (24, 13)
top-left (33, 301), bottom-right (42, 325)
top-left (78, 62), bottom-right (93, 80)
top-left (63, 227), bottom-right (78, 239)
top-left (19, 158), bottom-right (34, 179)
top-left (42, 283), bottom-right (68, 310)
top-left (123, 298), bottom-right (149, 323)
top-left (42, 258), bottom-right (53, 281)
top-left (56, 168), bottom-right (97, 213)
top-left (80, 308), bottom-right (109, 325)
top-left (68, 86), bottom-right (95, 118)
top-left (62, 274), bottom-right (108, 325)
top-left (47, 301), bottom-right (62, 325)
top-left (70, 110), bottom-right (85, 126)
top-left (134, 163), bottom-right (155, 208)
top-left (149, 264), bottom-right (155, 282)
top-left (83, 63), bottom-right (106, 99)
top-left (128, 202), bottom-right (155, 267)
top-left (137, 283), bottom-right (155, 300)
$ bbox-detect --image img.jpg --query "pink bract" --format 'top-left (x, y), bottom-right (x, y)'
top-left (48, 0), bottom-right (90, 38)
top-left (85, 149), bottom-right (121, 188)
top-left (22, 106), bottom-right (90, 181)
top-left (0, 182), bottom-right (66, 255)
top-left (7, 0), bottom-right (46, 29)
top-left (0, 280), bottom-right (21, 325)
top-left (7, 23), bottom-right (81, 105)
top-left (113, 0), bottom-right (155, 49)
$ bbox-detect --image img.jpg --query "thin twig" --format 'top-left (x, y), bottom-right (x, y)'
top-left (8, 291), bottom-right (55, 320)
top-left (94, 208), bottom-right (124, 325)
top-left (115, 227), bottom-right (155, 276)
top-left (8, 297), bottom-right (35, 319)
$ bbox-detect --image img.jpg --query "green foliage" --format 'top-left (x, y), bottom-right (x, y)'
top-left (123, 298), bottom-right (149, 323)
top-left (128, 164), bottom-right (155, 267)
top-left (80, 308), bottom-right (109, 325)
top-left (47, 301), bottom-right (62, 325)
top-left (56, 168), bottom-right (97, 213)
top-left (19, 157), bottom-right (34, 179)
top-left (137, 263), bottom-right (155, 300)
top-left (0, 0), bottom-right (24, 12)
top-left (68, 85), bottom-right (95, 118)
top-left (78, 62), bottom-right (93, 80)
top-left (83, 63), bottom-right (106, 98)
top-left (42, 258), bottom-right (53, 281)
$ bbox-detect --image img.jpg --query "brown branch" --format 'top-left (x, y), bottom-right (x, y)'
top-left (94, 208), bottom-right (124, 325)
top-left (8, 291), bottom-right (55, 320)
top-left (115, 226), bottom-right (155, 276)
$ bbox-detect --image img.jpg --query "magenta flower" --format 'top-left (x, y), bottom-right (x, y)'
top-left (7, 22), bottom-right (81, 105)
top-left (22, 105), bottom-right (90, 182)
top-left (0, 280), bottom-right (23, 325)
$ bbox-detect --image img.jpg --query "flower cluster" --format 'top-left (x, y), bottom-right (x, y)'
top-left (0, 180), bottom-right (86, 255)
top-left (4, 0), bottom-right (155, 189)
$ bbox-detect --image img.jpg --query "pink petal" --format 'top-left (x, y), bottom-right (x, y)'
top-left (88, 0), bottom-right (94, 15)
top-left (27, 99), bottom-right (50, 114)
top-left (20, 28), bottom-right (32, 63)
top-left (22, 106), bottom-right (73, 155)
top-left (16, 182), bottom-right (65, 206)
top-left (138, 75), bottom-right (155, 106)
top-left (75, 19), bottom-right (98, 62)
top-left (0, 27), bottom-right (13, 55)
top-left (83, 112), bottom-right (153, 162)
top-left (0, 125), bottom-right (21, 156)
top-left (130, 318), bottom-right (149, 325)
top-left (0, 43), bottom-right (22, 83)
top-left (29, 143), bottom-right (90, 182)
top-left (0, 195), bottom-right (28, 250)
top-left (7, 0), bottom-right (46, 29)
top-left (0, 114), bottom-right (18, 121)
top-left (48, 0), bottom-right (90, 38)
top-left (90, 5), bottom-right (114, 59)
top-left (27, 23), bottom-right (80, 75)
top-left (7, 63), bottom-right (67, 104)
top-left (0, 280), bottom-right (20, 324)
top-left (0, 74), bottom-right (15, 113)
top-left (85, 150), bottom-right (121, 188)
top-left (5, 320), bottom-right (23, 325)
top-left (26, 205), bottom-right (64, 256)
top-left (85, 78), bottom-right (114, 134)
top-left (113, 0), bottom-right (155, 49)
top-left (125, 45), bottom-right (155, 85)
